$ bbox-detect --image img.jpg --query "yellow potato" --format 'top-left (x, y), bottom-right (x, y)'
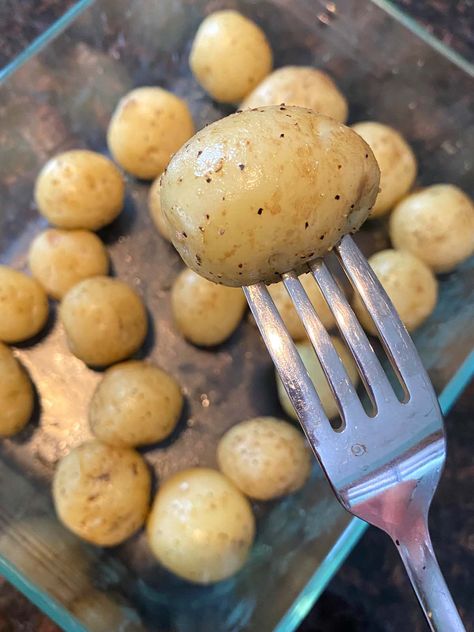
top-left (0, 342), bottom-right (34, 437)
top-left (277, 337), bottom-right (359, 420)
top-left (89, 361), bottom-right (183, 447)
top-left (351, 121), bottom-right (417, 217)
top-left (389, 184), bottom-right (474, 273)
top-left (217, 417), bottom-right (312, 500)
top-left (34, 150), bottom-right (125, 230)
top-left (28, 228), bottom-right (109, 299)
top-left (189, 10), bottom-right (272, 104)
top-left (352, 249), bottom-right (437, 334)
top-left (53, 440), bottom-right (151, 546)
top-left (107, 87), bottom-right (194, 180)
top-left (171, 268), bottom-right (247, 346)
top-left (59, 277), bottom-right (147, 367)
top-left (0, 266), bottom-right (49, 343)
top-left (241, 66), bottom-right (348, 122)
top-left (148, 177), bottom-right (172, 241)
top-left (161, 106), bottom-right (380, 286)
top-left (147, 468), bottom-right (255, 583)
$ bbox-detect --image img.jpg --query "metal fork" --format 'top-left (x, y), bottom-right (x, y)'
top-left (244, 235), bottom-right (465, 632)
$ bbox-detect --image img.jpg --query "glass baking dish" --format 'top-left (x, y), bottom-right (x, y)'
top-left (0, 0), bottom-right (473, 630)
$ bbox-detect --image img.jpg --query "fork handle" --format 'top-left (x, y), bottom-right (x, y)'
top-left (395, 525), bottom-right (465, 631)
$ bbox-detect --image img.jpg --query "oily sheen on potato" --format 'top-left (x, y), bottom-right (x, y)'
top-left (161, 106), bottom-right (380, 286)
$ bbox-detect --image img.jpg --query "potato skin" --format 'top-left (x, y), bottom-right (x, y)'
top-left (34, 150), bottom-right (124, 230)
top-left (107, 87), bottom-right (194, 180)
top-left (28, 229), bottom-right (109, 299)
top-left (189, 10), bottom-right (272, 104)
top-left (217, 417), bottom-right (311, 500)
top-left (352, 249), bottom-right (437, 334)
top-left (241, 66), bottom-right (348, 123)
top-left (0, 342), bottom-right (34, 437)
top-left (351, 121), bottom-right (417, 217)
top-left (0, 266), bottom-right (49, 343)
top-left (147, 468), bottom-right (255, 584)
top-left (89, 361), bottom-right (183, 447)
top-left (389, 184), bottom-right (474, 273)
top-left (171, 268), bottom-right (246, 346)
top-left (161, 106), bottom-right (380, 287)
top-left (59, 277), bottom-right (147, 367)
top-left (53, 440), bottom-right (151, 546)
top-left (148, 177), bottom-right (172, 242)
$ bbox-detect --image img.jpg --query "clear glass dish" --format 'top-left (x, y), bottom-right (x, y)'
top-left (0, 1), bottom-right (472, 630)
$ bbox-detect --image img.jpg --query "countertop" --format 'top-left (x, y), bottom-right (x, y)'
top-left (0, 1), bottom-right (472, 631)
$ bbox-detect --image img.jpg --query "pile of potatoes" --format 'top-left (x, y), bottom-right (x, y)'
top-left (1, 7), bottom-right (473, 589)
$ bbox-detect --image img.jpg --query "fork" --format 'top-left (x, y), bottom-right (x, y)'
top-left (243, 234), bottom-right (465, 632)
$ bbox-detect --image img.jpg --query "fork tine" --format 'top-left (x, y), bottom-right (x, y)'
top-left (282, 271), bottom-right (366, 424)
top-left (310, 259), bottom-right (396, 409)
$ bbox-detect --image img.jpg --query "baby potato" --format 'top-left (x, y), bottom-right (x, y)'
top-left (59, 277), bottom-right (147, 367)
top-left (389, 184), bottom-right (474, 273)
top-left (147, 468), bottom-right (255, 584)
top-left (28, 228), bottom-right (109, 299)
top-left (189, 10), bottom-right (272, 104)
top-left (277, 338), bottom-right (359, 421)
top-left (89, 361), bottom-right (183, 447)
top-left (0, 266), bottom-right (49, 343)
top-left (241, 66), bottom-right (348, 123)
top-left (107, 87), bottom-right (194, 180)
top-left (148, 177), bottom-right (172, 241)
top-left (217, 417), bottom-right (311, 500)
top-left (352, 249), bottom-right (437, 334)
top-left (161, 106), bottom-right (380, 287)
top-left (0, 342), bottom-right (34, 437)
top-left (351, 121), bottom-right (417, 217)
top-left (53, 440), bottom-right (151, 546)
top-left (34, 150), bottom-right (125, 230)
top-left (171, 268), bottom-right (246, 346)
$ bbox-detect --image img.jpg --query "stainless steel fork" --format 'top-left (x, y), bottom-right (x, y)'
top-left (244, 235), bottom-right (465, 632)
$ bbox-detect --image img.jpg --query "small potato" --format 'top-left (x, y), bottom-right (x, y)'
top-left (147, 468), bottom-right (255, 583)
top-left (59, 277), bottom-right (147, 367)
top-left (161, 107), bottom-right (380, 286)
top-left (277, 338), bottom-right (359, 421)
top-left (28, 229), bottom-right (109, 299)
top-left (34, 150), bottom-right (125, 230)
top-left (189, 10), bottom-right (272, 104)
top-left (53, 440), bottom-right (151, 546)
top-left (171, 268), bottom-right (246, 346)
top-left (0, 266), bottom-right (49, 343)
top-left (351, 121), bottom-right (417, 217)
top-left (217, 417), bottom-right (311, 500)
top-left (89, 361), bottom-right (183, 447)
top-left (107, 87), bottom-right (194, 180)
top-left (148, 177), bottom-right (172, 241)
top-left (0, 342), bottom-right (34, 437)
top-left (241, 66), bottom-right (348, 122)
top-left (352, 249), bottom-right (437, 334)
top-left (389, 184), bottom-right (474, 273)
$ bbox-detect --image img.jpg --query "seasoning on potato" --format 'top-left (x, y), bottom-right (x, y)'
top-left (352, 249), bottom-right (438, 334)
top-left (89, 361), bottom-right (183, 447)
top-left (0, 266), bottom-right (49, 343)
top-left (351, 121), bottom-right (417, 218)
top-left (148, 177), bottom-right (172, 242)
top-left (28, 228), bottom-right (109, 300)
top-left (277, 338), bottom-right (359, 421)
top-left (0, 342), bottom-right (34, 437)
top-left (59, 277), bottom-right (147, 367)
top-left (34, 150), bottom-right (125, 230)
top-left (241, 66), bottom-right (348, 123)
top-left (107, 87), bottom-right (194, 180)
top-left (217, 417), bottom-right (312, 500)
top-left (53, 440), bottom-right (151, 546)
top-left (161, 106), bottom-right (380, 287)
top-left (171, 268), bottom-right (247, 346)
top-left (189, 10), bottom-right (272, 104)
top-left (389, 184), bottom-right (474, 273)
top-left (147, 468), bottom-right (255, 584)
